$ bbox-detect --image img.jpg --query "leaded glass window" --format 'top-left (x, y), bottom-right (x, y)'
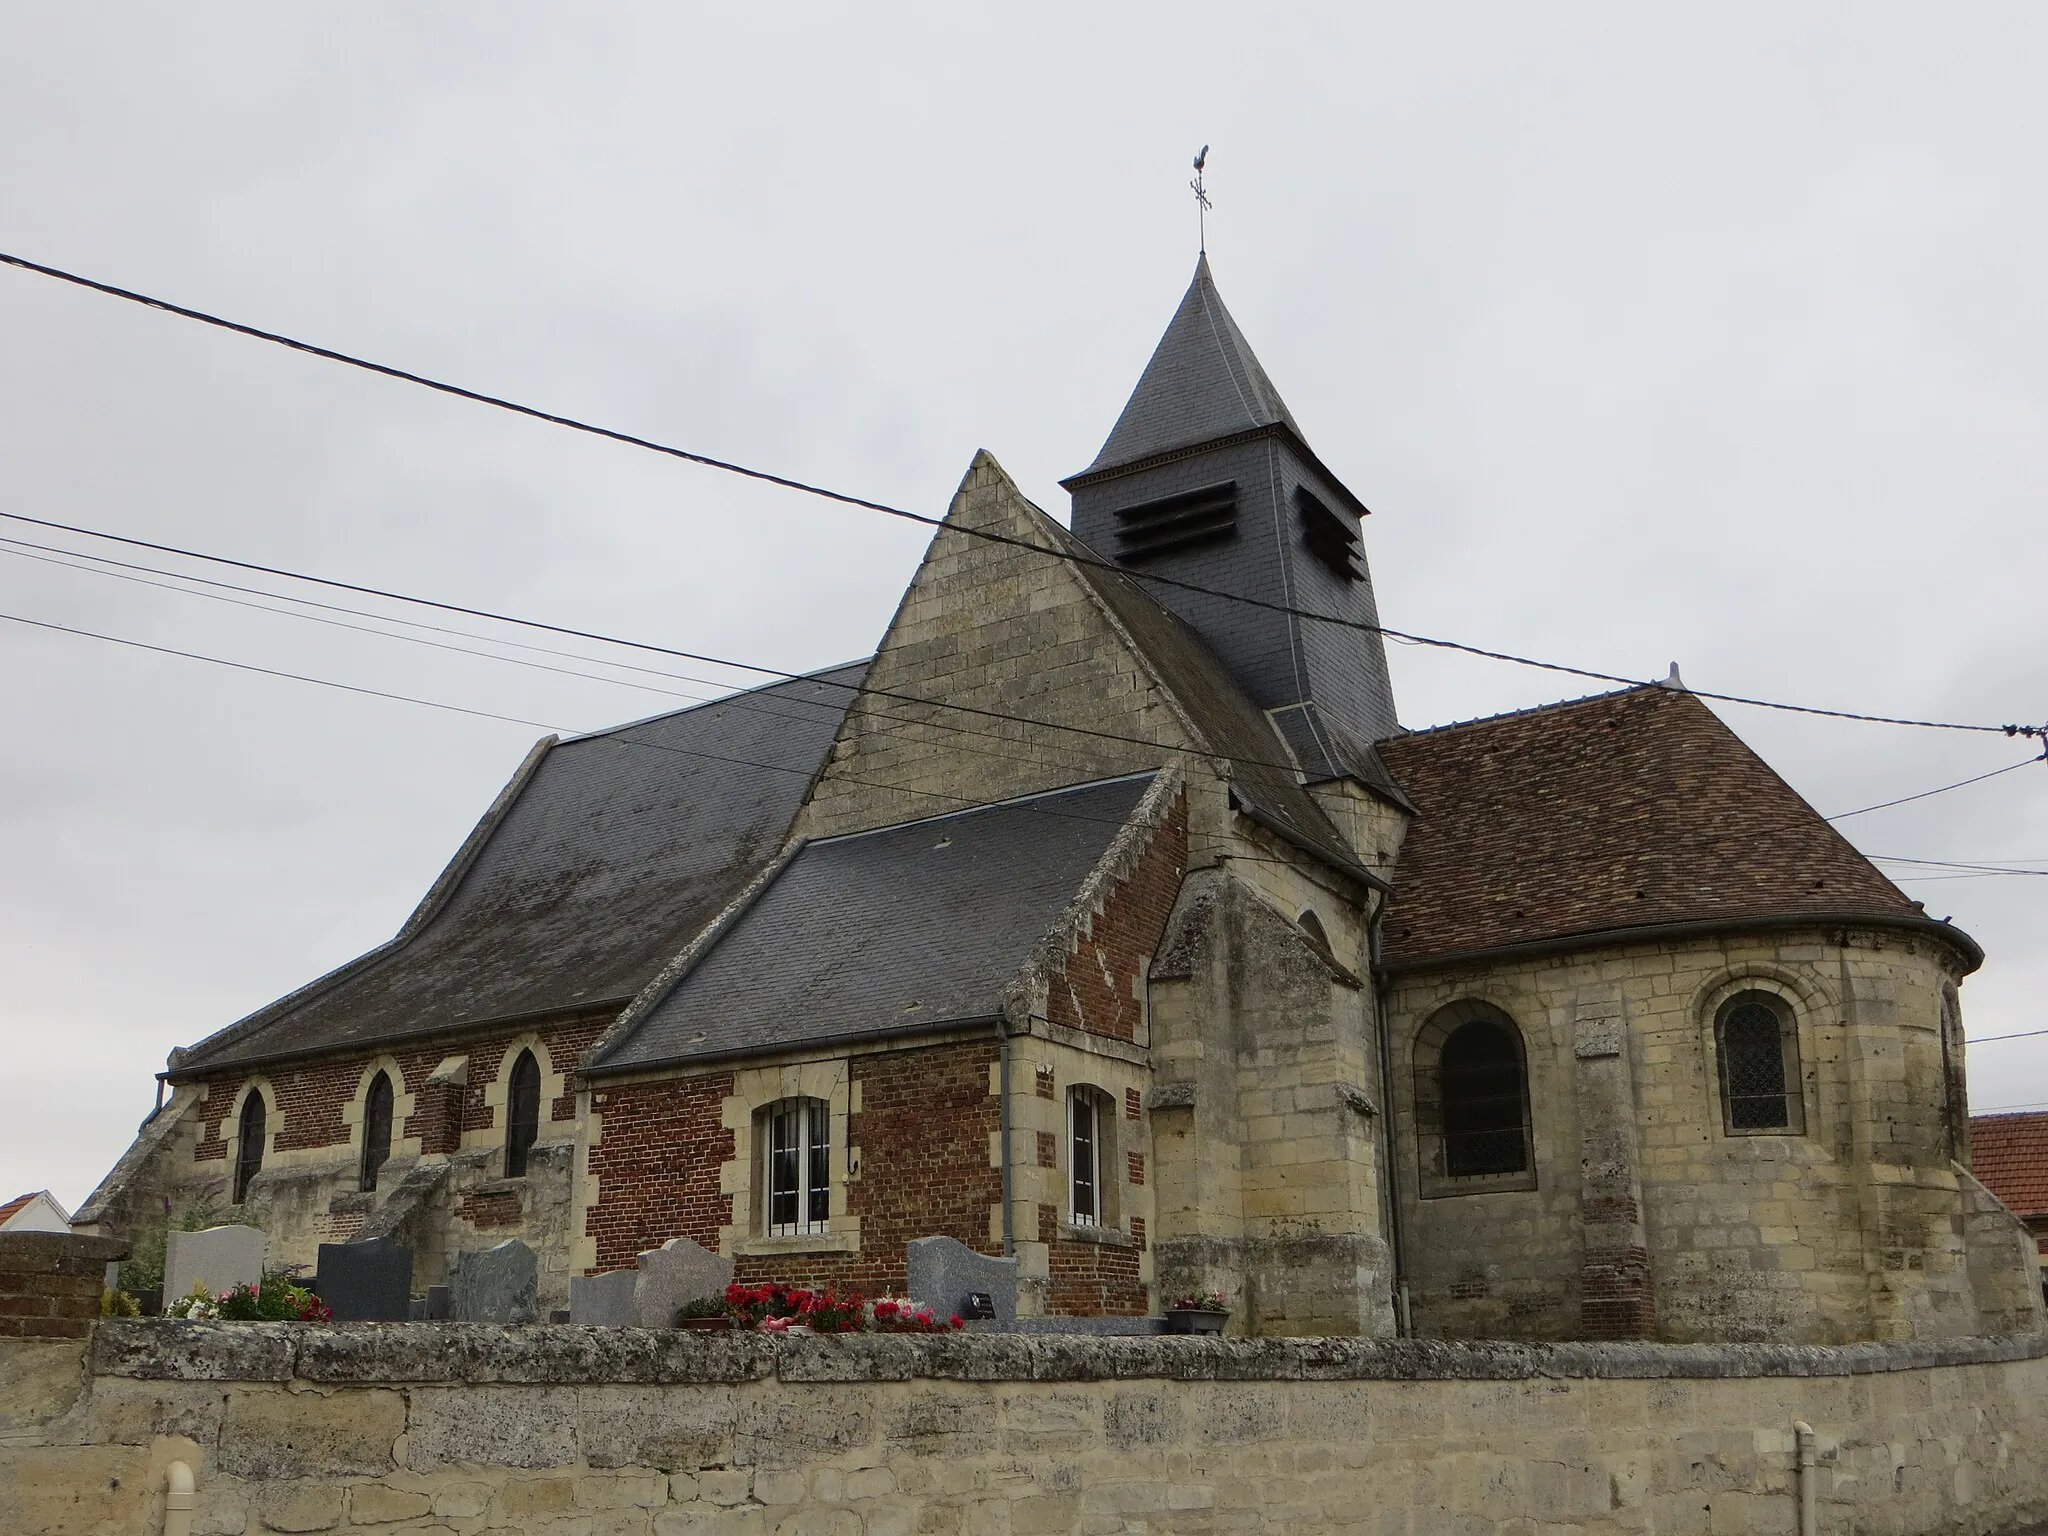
top-left (1717, 993), bottom-right (1804, 1135)
top-left (360, 1070), bottom-right (394, 1192)
top-left (233, 1090), bottom-right (266, 1203)
top-left (1440, 1020), bottom-right (1530, 1176)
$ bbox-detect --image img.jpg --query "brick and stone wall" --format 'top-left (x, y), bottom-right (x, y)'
top-left (0, 1232), bottom-right (127, 1341)
top-left (11, 1320), bottom-right (2048, 1536)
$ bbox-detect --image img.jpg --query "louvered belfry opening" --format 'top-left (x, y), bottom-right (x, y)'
top-left (1296, 486), bottom-right (1363, 582)
top-left (1112, 481), bottom-right (1238, 562)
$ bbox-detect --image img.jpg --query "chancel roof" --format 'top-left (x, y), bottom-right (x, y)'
top-left (1375, 684), bottom-right (1952, 969)
top-left (589, 774), bottom-right (1162, 1073)
top-left (1081, 256), bottom-right (1302, 477)
top-left (1969, 1113), bottom-right (2048, 1220)
top-left (175, 663), bottom-right (869, 1074)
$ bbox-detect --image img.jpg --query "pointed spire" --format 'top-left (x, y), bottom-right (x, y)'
top-left (1080, 257), bottom-right (1301, 477)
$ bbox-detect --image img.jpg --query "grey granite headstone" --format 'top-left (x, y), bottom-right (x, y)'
top-left (906, 1235), bottom-right (1017, 1323)
top-left (314, 1237), bottom-right (412, 1322)
top-left (449, 1239), bottom-right (538, 1324)
top-left (164, 1225), bottom-right (266, 1303)
top-left (570, 1268), bottom-right (639, 1326)
top-left (634, 1236), bottom-right (733, 1328)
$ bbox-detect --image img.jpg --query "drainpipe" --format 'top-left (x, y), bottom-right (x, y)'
top-left (1792, 1421), bottom-right (1817, 1536)
top-left (995, 1016), bottom-right (1014, 1257)
top-left (163, 1461), bottom-right (196, 1536)
top-left (1368, 903), bottom-right (1411, 1336)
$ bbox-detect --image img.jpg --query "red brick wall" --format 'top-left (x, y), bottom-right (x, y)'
top-left (1048, 1233), bottom-right (1146, 1315)
top-left (1045, 794), bottom-right (1186, 1043)
top-left (185, 1012), bottom-right (611, 1165)
top-left (584, 1072), bottom-right (736, 1271)
top-left (0, 1233), bottom-right (129, 1340)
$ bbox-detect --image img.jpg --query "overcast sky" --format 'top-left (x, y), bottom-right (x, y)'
top-left (4, 6), bottom-right (2045, 1213)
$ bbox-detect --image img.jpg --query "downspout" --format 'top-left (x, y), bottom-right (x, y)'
top-left (1369, 902), bottom-right (1411, 1336)
top-left (1792, 1421), bottom-right (1817, 1536)
top-left (163, 1462), bottom-right (196, 1536)
top-left (995, 1016), bottom-right (1015, 1257)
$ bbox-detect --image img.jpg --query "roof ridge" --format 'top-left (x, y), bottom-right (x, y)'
top-left (1382, 684), bottom-right (1658, 743)
top-left (559, 656), bottom-right (872, 745)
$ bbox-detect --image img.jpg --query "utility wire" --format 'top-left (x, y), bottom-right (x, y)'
top-left (1826, 756), bottom-right (2045, 822)
top-left (3, 249), bottom-right (2041, 743)
top-left (1870, 854), bottom-right (2048, 876)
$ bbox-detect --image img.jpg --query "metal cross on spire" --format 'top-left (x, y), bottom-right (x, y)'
top-left (1190, 145), bottom-right (1211, 254)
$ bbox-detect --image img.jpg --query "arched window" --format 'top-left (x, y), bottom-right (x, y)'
top-left (763, 1097), bottom-right (830, 1235)
top-left (233, 1089), bottom-right (267, 1203)
top-left (360, 1071), bottom-right (394, 1192)
top-left (1297, 909), bottom-right (1330, 953)
top-left (1069, 1086), bottom-right (1114, 1225)
top-left (1439, 1019), bottom-right (1530, 1176)
top-left (504, 1049), bottom-right (541, 1177)
top-left (1716, 992), bottom-right (1804, 1135)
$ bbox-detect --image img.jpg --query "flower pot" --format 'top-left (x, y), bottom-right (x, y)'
top-left (676, 1316), bottom-right (733, 1333)
top-left (1165, 1307), bottom-right (1228, 1336)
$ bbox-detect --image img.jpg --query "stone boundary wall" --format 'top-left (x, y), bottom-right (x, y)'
top-left (5, 1322), bottom-right (2048, 1535)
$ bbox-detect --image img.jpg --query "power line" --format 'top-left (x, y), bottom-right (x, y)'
top-left (1870, 854), bottom-right (2048, 877)
top-left (3, 248), bottom-right (2041, 743)
top-left (1826, 756), bottom-right (2045, 822)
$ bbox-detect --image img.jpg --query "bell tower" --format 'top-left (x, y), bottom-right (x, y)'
top-left (1064, 258), bottom-right (1400, 777)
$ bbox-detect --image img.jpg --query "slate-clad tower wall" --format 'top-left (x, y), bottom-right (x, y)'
top-left (1065, 258), bottom-right (1400, 768)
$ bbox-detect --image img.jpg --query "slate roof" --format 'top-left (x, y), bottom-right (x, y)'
top-left (175, 663), bottom-right (870, 1074)
top-left (1970, 1113), bottom-right (2048, 1221)
top-left (1373, 684), bottom-right (1947, 968)
top-left (1016, 506), bottom-right (1383, 889)
top-left (1081, 256), bottom-right (1303, 476)
top-left (590, 774), bottom-right (1161, 1073)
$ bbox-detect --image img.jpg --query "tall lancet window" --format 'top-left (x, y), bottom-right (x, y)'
top-left (505, 1050), bottom-right (541, 1177)
top-left (360, 1071), bottom-right (394, 1192)
top-left (233, 1090), bottom-right (267, 1204)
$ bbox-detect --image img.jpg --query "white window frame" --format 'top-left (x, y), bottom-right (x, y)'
top-left (1068, 1087), bottom-right (1107, 1227)
top-left (764, 1097), bottom-right (832, 1237)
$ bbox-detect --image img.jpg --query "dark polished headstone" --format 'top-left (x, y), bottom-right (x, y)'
top-left (314, 1237), bottom-right (413, 1322)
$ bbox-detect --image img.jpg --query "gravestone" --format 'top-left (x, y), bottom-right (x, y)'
top-left (570, 1268), bottom-right (639, 1326)
top-left (163, 1225), bottom-right (266, 1304)
top-left (314, 1237), bottom-right (412, 1322)
top-left (408, 1285), bottom-right (452, 1321)
top-left (449, 1239), bottom-right (538, 1324)
top-left (634, 1236), bottom-right (733, 1328)
top-left (906, 1235), bottom-right (1017, 1323)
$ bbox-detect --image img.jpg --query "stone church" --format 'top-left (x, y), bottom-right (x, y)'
top-left (77, 260), bottom-right (2042, 1345)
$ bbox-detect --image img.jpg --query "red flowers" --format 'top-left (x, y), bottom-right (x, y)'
top-left (718, 1283), bottom-right (965, 1334)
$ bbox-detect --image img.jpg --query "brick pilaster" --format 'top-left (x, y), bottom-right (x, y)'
top-left (0, 1231), bottom-right (130, 1339)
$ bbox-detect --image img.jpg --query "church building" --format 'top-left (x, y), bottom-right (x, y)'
top-left (77, 260), bottom-right (2042, 1344)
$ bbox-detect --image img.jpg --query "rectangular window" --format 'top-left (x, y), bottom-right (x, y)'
top-left (1070, 1091), bottom-right (1099, 1225)
top-left (766, 1098), bottom-right (831, 1236)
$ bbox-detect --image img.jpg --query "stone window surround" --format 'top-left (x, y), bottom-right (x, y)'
top-left (1692, 966), bottom-right (1823, 1143)
top-left (720, 1059), bottom-right (859, 1260)
top-left (759, 1095), bottom-right (832, 1238)
top-left (1410, 998), bottom-right (1539, 1199)
top-left (479, 1035), bottom-right (568, 1160)
top-left (340, 1057), bottom-right (421, 1182)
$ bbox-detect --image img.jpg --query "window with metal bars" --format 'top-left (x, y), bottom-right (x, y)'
top-left (765, 1098), bottom-right (831, 1236)
top-left (1439, 1020), bottom-right (1531, 1176)
top-left (233, 1089), bottom-right (267, 1203)
top-left (505, 1049), bottom-right (541, 1177)
top-left (1069, 1087), bottom-right (1112, 1225)
top-left (1716, 993), bottom-right (1804, 1135)
top-left (360, 1070), bottom-right (394, 1193)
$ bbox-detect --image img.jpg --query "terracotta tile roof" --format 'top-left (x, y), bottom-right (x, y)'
top-left (1970, 1112), bottom-right (2048, 1219)
top-left (1374, 685), bottom-right (1926, 967)
top-left (0, 1193), bottom-right (36, 1226)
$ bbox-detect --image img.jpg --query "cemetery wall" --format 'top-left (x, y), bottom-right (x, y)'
top-left (9, 1322), bottom-right (2048, 1536)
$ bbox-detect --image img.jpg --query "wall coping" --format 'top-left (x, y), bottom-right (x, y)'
top-left (86, 1320), bottom-right (2048, 1387)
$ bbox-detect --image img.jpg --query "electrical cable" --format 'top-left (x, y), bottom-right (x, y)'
top-left (3, 249), bottom-right (2041, 742)
top-left (1826, 756), bottom-right (2045, 821)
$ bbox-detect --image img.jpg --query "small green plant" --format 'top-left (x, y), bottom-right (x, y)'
top-left (1168, 1290), bottom-right (1229, 1313)
top-left (117, 1194), bottom-right (227, 1295)
top-left (165, 1269), bottom-right (330, 1322)
top-left (676, 1296), bottom-right (729, 1320)
top-left (99, 1288), bottom-right (141, 1318)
